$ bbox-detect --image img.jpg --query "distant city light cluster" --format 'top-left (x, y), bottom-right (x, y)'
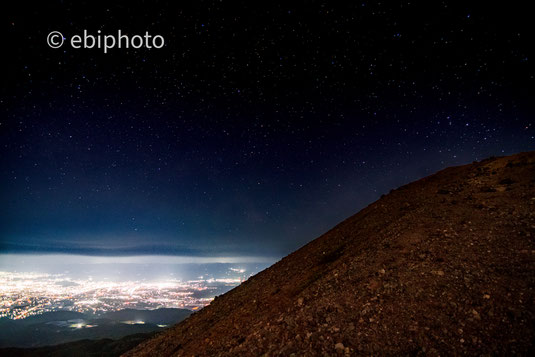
top-left (0, 270), bottom-right (246, 320)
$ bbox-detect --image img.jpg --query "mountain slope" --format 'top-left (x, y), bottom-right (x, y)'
top-left (126, 152), bottom-right (535, 356)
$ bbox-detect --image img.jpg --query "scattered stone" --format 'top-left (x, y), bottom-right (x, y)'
top-left (297, 297), bottom-right (304, 306)
top-left (472, 309), bottom-right (481, 320)
top-left (334, 342), bottom-right (345, 353)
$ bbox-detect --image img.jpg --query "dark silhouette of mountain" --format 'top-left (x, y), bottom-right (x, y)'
top-left (13, 311), bottom-right (87, 326)
top-left (125, 152), bottom-right (535, 356)
top-left (0, 333), bottom-right (156, 357)
top-left (101, 308), bottom-right (191, 325)
top-left (0, 308), bottom-right (190, 349)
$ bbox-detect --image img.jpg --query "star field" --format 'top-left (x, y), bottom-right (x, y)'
top-left (1, 2), bottom-right (533, 257)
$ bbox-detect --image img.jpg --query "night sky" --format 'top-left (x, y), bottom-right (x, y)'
top-left (1, 2), bottom-right (533, 258)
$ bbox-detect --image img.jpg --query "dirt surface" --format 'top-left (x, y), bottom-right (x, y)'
top-left (125, 152), bottom-right (535, 356)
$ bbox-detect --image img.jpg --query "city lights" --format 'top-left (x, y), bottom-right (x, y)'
top-left (0, 270), bottom-right (247, 320)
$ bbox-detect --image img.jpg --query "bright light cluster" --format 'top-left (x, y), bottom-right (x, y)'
top-left (0, 270), bottom-right (244, 320)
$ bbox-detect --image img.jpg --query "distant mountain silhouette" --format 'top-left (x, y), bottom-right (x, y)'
top-left (101, 308), bottom-right (190, 325)
top-left (0, 308), bottom-right (190, 350)
top-left (0, 333), bottom-right (156, 357)
top-left (12, 311), bottom-right (87, 326)
top-left (125, 152), bottom-right (535, 356)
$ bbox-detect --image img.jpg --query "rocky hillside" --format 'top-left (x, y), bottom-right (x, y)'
top-left (125, 152), bottom-right (535, 356)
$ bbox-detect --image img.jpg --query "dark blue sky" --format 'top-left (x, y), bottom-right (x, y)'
top-left (1, 2), bottom-right (533, 257)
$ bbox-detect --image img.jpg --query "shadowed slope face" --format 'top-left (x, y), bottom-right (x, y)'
top-left (125, 152), bottom-right (535, 356)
